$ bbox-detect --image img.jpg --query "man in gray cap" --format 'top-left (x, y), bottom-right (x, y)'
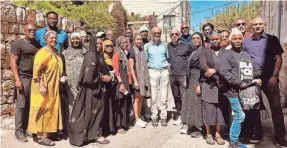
top-left (140, 24), bottom-right (150, 45)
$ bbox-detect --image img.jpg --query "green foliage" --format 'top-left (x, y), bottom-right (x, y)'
top-left (202, 1), bottom-right (261, 31)
top-left (127, 14), bottom-right (142, 22)
top-left (13, 0), bottom-right (116, 30)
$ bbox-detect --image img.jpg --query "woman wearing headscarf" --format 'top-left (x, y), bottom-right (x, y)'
top-left (61, 32), bottom-right (87, 131)
top-left (68, 36), bottom-right (111, 146)
top-left (112, 36), bottom-right (132, 134)
top-left (200, 32), bottom-right (226, 145)
top-left (129, 33), bottom-right (150, 128)
top-left (101, 40), bottom-right (116, 134)
top-left (180, 32), bottom-right (204, 137)
top-left (28, 30), bottom-right (64, 146)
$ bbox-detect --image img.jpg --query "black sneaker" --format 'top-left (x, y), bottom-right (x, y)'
top-left (15, 131), bottom-right (28, 142)
top-left (276, 137), bottom-right (287, 148)
top-left (161, 119), bottom-right (167, 127)
top-left (151, 119), bottom-right (158, 127)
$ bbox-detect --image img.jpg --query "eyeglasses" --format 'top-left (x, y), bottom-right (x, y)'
top-left (105, 45), bottom-right (114, 48)
top-left (171, 33), bottom-right (179, 36)
top-left (181, 27), bottom-right (189, 30)
top-left (253, 23), bottom-right (264, 26)
top-left (153, 32), bottom-right (161, 35)
top-left (236, 22), bottom-right (246, 26)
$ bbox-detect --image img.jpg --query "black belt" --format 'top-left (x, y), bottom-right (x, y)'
top-left (148, 66), bottom-right (168, 70)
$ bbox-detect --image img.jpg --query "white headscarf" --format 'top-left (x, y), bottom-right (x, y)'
top-left (71, 32), bottom-right (81, 39)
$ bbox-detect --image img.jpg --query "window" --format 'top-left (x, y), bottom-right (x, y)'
top-left (163, 15), bottom-right (176, 30)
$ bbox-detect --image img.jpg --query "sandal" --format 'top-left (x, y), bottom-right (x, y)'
top-left (206, 135), bottom-right (215, 145)
top-left (38, 138), bottom-right (55, 146)
top-left (117, 129), bottom-right (126, 134)
top-left (215, 136), bottom-right (225, 145)
top-left (96, 138), bottom-right (110, 145)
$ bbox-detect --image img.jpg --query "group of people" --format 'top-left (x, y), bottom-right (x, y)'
top-left (10, 10), bottom-right (287, 148)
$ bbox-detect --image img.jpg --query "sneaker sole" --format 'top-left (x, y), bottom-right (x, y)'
top-left (276, 143), bottom-right (287, 148)
top-left (250, 139), bottom-right (260, 143)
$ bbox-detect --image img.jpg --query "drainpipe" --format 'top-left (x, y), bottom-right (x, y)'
top-left (275, 1), bottom-right (282, 39)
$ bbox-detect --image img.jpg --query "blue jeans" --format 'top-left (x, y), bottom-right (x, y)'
top-left (228, 97), bottom-right (245, 144)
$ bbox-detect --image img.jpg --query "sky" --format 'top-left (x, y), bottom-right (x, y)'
top-left (190, 1), bottom-right (238, 32)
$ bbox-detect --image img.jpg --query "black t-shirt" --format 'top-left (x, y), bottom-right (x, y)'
top-left (10, 38), bottom-right (41, 77)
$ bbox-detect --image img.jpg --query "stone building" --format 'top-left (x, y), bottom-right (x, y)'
top-left (121, 0), bottom-right (191, 42)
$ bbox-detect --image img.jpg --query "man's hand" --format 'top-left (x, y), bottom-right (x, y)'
top-left (101, 75), bottom-right (111, 82)
top-left (267, 76), bottom-right (278, 90)
top-left (205, 69), bottom-right (216, 78)
top-left (15, 80), bottom-right (23, 90)
top-left (134, 82), bottom-right (140, 90)
top-left (252, 79), bottom-right (262, 86)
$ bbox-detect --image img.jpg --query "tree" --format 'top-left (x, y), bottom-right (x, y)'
top-left (202, 1), bottom-right (261, 31)
top-left (13, 0), bottom-right (117, 30)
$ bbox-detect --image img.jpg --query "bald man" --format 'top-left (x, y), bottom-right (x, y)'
top-left (243, 17), bottom-right (287, 147)
top-left (167, 28), bottom-right (194, 126)
top-left (180, 24), bottom-right (192, 45)
top-left (144, 27), bottom-right (169, 127)
top-left (10, 24), bottom-right (41, 142)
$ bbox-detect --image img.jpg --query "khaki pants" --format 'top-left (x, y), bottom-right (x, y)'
top-left (148, 68), bottom-right (169, 119)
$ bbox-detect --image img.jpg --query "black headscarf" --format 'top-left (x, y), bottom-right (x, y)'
top-left (191, 32), bottom-right (205, 48)
top-left (89, 36), bottom-right (98, 51)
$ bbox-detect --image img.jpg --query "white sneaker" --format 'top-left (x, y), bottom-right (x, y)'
top-left (139, 119), bottom-right (148, 125)
top-left (180, 125), bottom-right (188, 134)
top-left (173, 116), bottom-right (182, 126)
top-left (136, 119), bottom-right (146, 128)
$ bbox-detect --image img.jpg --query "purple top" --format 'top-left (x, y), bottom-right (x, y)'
top-left (243, 33), bottom-right (284, 83)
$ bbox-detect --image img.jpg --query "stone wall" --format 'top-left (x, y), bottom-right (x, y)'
top-left (0, 2), bottom-right (82, 118)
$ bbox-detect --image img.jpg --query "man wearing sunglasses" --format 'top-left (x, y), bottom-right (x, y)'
top-left (180, 24), bottom-right (192, 45)
top-left (144, 27), bottom-right (169, 127)
top-left (35, 11), bottom-right (68, 53)
top-left (167, 28), bottom-right (195, 126)
top-left (243, 17), bottom-right (287, 147)
top-left (234, 18), bottom-right (252, 38)
top-left (10, 24), bottom-right (41, 142)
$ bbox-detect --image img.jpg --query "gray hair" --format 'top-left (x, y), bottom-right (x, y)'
top-left (229, 27), bottom-right (243, 40)
top-left (44, 30), bottom-right (57, 41)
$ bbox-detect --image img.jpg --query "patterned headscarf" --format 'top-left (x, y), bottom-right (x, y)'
top-left (44, 30), bottom-right (57, 41)
top-left (114, 36), bottom-right (129, 71)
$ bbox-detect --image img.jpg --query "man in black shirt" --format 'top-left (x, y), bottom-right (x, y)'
top-left (10, 24), bottom-right (41, 142)
top-left (167, 28), bottom-right (194, 126)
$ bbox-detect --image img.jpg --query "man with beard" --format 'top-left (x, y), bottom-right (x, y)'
top-left (234, 18), bottom-right (252, 38)
top-left (125, 28), bottom-right (134, 51)
top-left (167, 28), bottom-right (194, 126)
top-left (145, 27), bottom-right (169, 127)
top-left (202, 23), bottom-right (214, 48)
top-left (140, 25), bottom-right (150, 45)
top-left (35, 11), bottom-right (68, 53)
top-left (10, 24), bottom-right (41, 142)
top-left (243, 17), bottom-right (287, 147)
top-left (179, 24), bottom-right (192, 45)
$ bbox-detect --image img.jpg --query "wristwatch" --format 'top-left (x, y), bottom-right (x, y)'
top-left (272, 72), bottom-right (278, 76)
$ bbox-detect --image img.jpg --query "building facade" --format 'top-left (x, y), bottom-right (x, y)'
top-left (121, 0), bottom-right (191, 42)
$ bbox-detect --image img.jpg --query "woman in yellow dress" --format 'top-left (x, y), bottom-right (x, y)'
top-left (28, 30), bottom-right (63, 146)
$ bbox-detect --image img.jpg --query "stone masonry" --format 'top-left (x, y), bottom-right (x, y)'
top-left (0, 2), bottom-right (81, 123)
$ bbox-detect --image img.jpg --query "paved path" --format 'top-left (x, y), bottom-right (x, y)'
top-left (1, 115), bottom-right (286, 148)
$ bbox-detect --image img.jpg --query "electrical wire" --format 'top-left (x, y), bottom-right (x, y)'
top-left (191, 1), bottom-right (236, 15)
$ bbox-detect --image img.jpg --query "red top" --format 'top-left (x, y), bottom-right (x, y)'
top-left (112, 52), bottom-right (132, 84)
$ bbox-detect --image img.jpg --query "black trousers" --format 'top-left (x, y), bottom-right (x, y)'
top-left (15, 77), bottom-right (31, 134)
top-left (170, 76), bottom-right (186, 115)
top-left (244, 84), bottom-right (286, 138)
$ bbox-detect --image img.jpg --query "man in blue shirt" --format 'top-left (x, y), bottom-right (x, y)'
top-left (35, 11), bottom-right (68, 53)
top-left (144, 27), bottom-right (169, 127)
top-left (243, 17), bottom-right (287, 147)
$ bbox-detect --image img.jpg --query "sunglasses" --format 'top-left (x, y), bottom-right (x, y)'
top-left (105, 45), bottom-right (114, 48)
top-left (171, 33), bottom-right (179, 36)
top-left (28, 29), bottom-right (36, 32)
top-left (181, 27), bottom-right (189, 30)
top-left (236, 22), bottom-right (246, 26)
top-left (153, 32), bottom-right (161, 35)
